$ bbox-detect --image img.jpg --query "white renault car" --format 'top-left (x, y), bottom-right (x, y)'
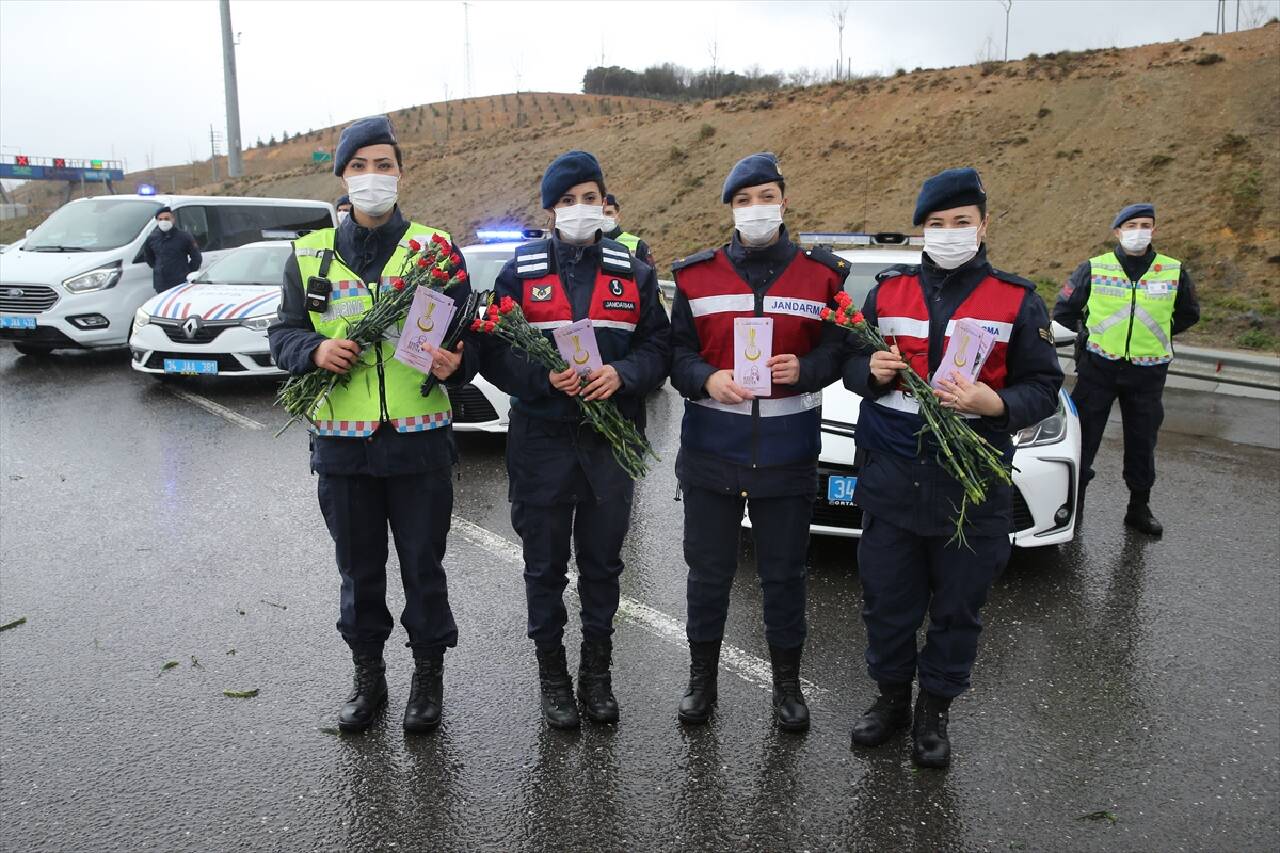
top-left (128, 241), bottom-right (291, 378)
top-left (747, 232), bottom-right (1081, 548)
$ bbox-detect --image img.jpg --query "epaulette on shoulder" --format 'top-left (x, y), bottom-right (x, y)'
top-left (990, 267), bottom-right (1036, 289)
top-left (514, 238), bottom-right (553, 279)
top-left (671, 248), bottom-right (716, 273)
top-left (599, 238), bottom-right (634, 279)
top-left (875, 264), bottom-right (920, 282)
top-left (801, 245), bottom-right (850, 276)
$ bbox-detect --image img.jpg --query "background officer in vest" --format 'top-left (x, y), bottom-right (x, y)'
top-left (479, 150), bottom-right (670, 729)
top-left (602, 193), bottom-right (655, 267)
top-left (268, 116), bottom-right (476, 734)
top-left (1053, 203), bottom-right (1199, 536)
top-left (669, 152), bottom-right (848, 733)
top-left (843, 167), bottom-right (1062, 767)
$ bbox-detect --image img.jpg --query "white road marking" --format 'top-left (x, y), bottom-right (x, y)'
top-left (166, 387), bottom-right (267, 431)
top-left (451, 516), bottom-right (825, 700)
top-left (164, 387), bottom-right (825, 700)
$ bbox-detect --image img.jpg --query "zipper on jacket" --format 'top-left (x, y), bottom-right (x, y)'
top-left (1122, 273), bottom-right (1138, 359)
top-left (750, 289), bottom-right (763, 468)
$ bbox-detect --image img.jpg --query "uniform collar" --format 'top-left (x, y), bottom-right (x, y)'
top-left (727, 224), bottom-right (793, 265)
top-left (1115, 244), bottom-right (1157, 280)
top-left (551, 233), bottom-right (601, 264)
top-left (343, 205), bottom-right (405, 242)
top-left (604, 225), bottom-right (624, 241)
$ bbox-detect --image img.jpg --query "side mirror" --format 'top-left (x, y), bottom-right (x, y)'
top-left (1051, 320), bottom-right (1077, 346)
top-left (25, 229), bottom-right (33, 238)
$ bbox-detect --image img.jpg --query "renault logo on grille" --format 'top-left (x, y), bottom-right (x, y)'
top-left (182, 317), bottom-right (203, 339)
top-left (5, 288), bottom-right (23, 298)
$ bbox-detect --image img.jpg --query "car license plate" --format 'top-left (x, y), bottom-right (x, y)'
top-left (826, 475), bottom-right (858, 506)
top-left (163, 358), bottom-right (218, 375)
top-left (0, 316), bottom-right (37, 330)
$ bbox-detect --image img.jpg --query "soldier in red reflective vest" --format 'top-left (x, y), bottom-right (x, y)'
top-left (669, 153), bottom-right (849, 733)
top-left (844, 167), bottom-right (1062, 768)
top-left (479, 150), bottom-right (671, 730)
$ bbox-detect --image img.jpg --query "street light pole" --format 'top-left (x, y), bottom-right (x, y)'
top-left (219, 0), bottom-right (243, 178)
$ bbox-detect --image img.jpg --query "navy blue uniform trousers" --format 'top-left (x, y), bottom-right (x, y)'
top-left (683, 485), bottom-right (812, 650)
top-left (1072, 351), bottom-right (1169, 493)
top-left (317, 471), bottom-right (458, 657)
top-left (858, 512), bottom-right (1010, 699)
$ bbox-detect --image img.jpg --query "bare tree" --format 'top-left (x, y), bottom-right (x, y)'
top-left (830, 2), bottom-right (849, 81)
top-left (707, 32), bottom-right (720, 99)
top-left (995, 1), bottom-right (1012, 61)
top-left (975, 34), bottom-right (1000, 64)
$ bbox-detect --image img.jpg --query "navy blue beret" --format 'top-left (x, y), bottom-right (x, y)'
top-left (721, 152), bottom-right (784, 203)
top-left (335, 194), bottom-right (350, 208)
top-left (913, 167), bottom-right (987, 225)
top-left (1112, 203), bottom-right (1155, 228)
top-left (333, 115), bottom-right (397, 177)
top-left (540, 150), bottom-right (604, 208)
top-left (604, 193), bottom-right (619, 208)
top-left (155, 206), bottom-right (172, 218)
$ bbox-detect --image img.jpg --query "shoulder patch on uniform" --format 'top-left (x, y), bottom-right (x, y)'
top-left (874, 264), bottom-right (920, 283)
top-left (514, 238), bottom-right (554, 279)
top-left (990, 267), bottom-right (1036, 289)
top-left (670, 248), bottom-right (717, 272)
top-left (599, 238), bottom-right (634, 279)
top-left (802, 245), bottom-right (850, 276)
top-left (1038, 326), bottom-right (1055, 344)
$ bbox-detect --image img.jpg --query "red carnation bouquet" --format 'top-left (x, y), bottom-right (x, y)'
top-left (274, 233), bottom-right (469, 435)
top-left (472, 293), bottom-right (659, 479)
top-left (823, 291), bottom-right (1013, 542)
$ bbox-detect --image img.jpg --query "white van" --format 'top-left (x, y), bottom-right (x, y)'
top-left (0, 194), bottom-right (334, 355)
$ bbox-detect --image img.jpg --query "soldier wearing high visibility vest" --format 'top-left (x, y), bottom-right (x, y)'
top-left (479, 150), bottom-right (671, 730)
top-left (602, 193), bottom-right (655, 267)
top-left (843, 167), bottom-right (1063, 768)
top-left (1053, 203), bottom-right (1199, 536)
top-left (669, 152), bottom-right (849, 733)
top-left (268, 116), bottom-right (476, 734)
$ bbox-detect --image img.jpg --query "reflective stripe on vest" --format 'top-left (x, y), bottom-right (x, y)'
top-left (1085, 251), bottom-right (1180, 361)
top-left (293, 224), bottom-right (453, 437)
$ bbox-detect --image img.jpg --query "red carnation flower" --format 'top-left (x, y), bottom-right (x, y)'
top-left (835, 291), bottom-right (852, 308)
top-left (483, 320), bottom-right (496, 333)
top-left (431, 234), bottom-right (449, 246)
top-left (417, 257), bottom-right (429, 268)
top-left (469, 318), bottom-right (483, 332)
top-left (431, 267), bottom-right (448, 280)
top-left (450, 252), bottom-right (463, 266)
top-left (498, 295), bottom-right (516, 315)
top-left (408, 239), bottom-right (421, 253)
top-left (393, 279), bottom-right (405, 291)
top-left (456, 270), bottom-right (468, 282)
top-left (820, 307), bottom-right (832, 321)
top-left (485, 304), bottom-right (499, 320)
top-left (851, 311), bottom-right (865, 325)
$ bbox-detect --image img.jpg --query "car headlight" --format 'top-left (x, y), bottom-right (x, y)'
top-left (240, 314), bottom-right (274, 332)
top-left (1014, 405), bottom-right (1068, 449)
top-left (63, 263), bottom-right (122, 293)
top-left (133, 308), bottom-right (150, 329)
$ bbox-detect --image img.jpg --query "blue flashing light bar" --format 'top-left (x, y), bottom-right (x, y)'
top-left (476, 227), bottom-right (546, 243)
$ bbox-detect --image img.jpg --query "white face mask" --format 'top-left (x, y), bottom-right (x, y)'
top-left (602, 215), bottom-right (618, 232)
top-left (733, 204), bottom-right (783, 246)
top-left (337, 210), bottom-right (350, 224)
top-left (345, 173), bottom-right (399, 217)
top-left (554, 203), bottom-right (607, 243)
top-left (1118, 228), bottom-right (1152, 254)
top-left (923, 226), bottom-right (981, 270)
top-left (156, 220), bottom-right (174, 233)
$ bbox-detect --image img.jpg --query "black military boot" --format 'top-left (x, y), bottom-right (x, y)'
top-left (577, 638), bottom-right (620, 724)
top-left (911, 689), bottom-right (953, 768)
top-left (769, 645), bottom-right (810, 733)
top-left (338, 654), bottom-right (387, 733)
top-left (536, 645), bottom-right (580, 730)
top-left (677, 640), bottom-right (721, 725)
top-left (1124, 489), bottom-right (1163, 536)
top-left (850, 682), bottom-right (912, 747)
top-left (403, 652), bottom-right (444, 734)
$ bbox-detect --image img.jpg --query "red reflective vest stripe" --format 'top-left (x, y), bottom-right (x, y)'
top-left (873, 272), bottom-right (1024, 391)
top-left (521, 269), bottom-right (642, 331)
top-left (676, 249), bottom-right (841, 399)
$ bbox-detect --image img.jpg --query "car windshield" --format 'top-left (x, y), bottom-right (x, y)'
top-left (459, 247), bottom-right (517, 291)
top-left (23, 198), bottom-right (161, 252)
top-left (197, 245), bottom-right (291, 285)
top-left (842, 259), bottom-right (910, 310)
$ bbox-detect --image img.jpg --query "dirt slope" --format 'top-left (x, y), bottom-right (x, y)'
top-left (8, 27), bottom-right (1278, 348)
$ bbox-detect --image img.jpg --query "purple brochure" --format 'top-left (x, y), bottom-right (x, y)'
top-left (931, 318), bottom-right (995, 389)
top-left (394, 287), bottom-right (456, 373)
top-left (553, 319), bottom-right (604, 376)
top-left (734, 317), bottom-right (773, 396)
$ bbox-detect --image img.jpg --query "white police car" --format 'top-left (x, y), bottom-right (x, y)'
top-left (128, 240), bottom-right (290, 378)
top-left (748, 232), bottom-right (1081, 548)
top-left (448, 228), bottom-right (542, 433)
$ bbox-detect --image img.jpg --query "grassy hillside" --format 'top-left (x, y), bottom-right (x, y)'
top-left (5, 27), bottom-right (1277, 350)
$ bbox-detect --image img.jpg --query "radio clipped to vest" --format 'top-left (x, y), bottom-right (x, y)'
top-left (305, 249), bottom-right (335, 313)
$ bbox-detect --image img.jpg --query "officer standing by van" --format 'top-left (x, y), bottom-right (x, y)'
top-left (844, 168), bottom-right (1062, 767)
top-left (268, 116), bottom-right (476, 734)
top-left (602, 194), bottom-right (655, 266)
top-left (142, 206), bottom-right (201, 292)
top-left (1053, 203), bottom-right (1199, 536)
top-left (479, 150), bottom-right (670, 730)
top-left (669, 152), bottom-right (848, 733)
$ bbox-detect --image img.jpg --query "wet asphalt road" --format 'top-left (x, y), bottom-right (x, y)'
top-left (1, 347), bottom-right (1277, 852)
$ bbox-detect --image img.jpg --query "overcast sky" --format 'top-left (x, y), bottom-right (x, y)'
top-left (1, 0), bottom-right (1275, 178)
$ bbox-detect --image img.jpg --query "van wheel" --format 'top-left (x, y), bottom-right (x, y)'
top-left (14, 343), bottom-right (54, 356)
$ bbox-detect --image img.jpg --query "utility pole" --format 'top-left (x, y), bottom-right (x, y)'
top-left (830, 3), bottom-right (848, 82)
top-left (999, 1), bottom-right (1012, 61)
top-left (210, 125), bottom-right (224, 182)
top-left (219, 0), bottom-right (243, 177)
top-left (462, 2), bottom-right (472, 98)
